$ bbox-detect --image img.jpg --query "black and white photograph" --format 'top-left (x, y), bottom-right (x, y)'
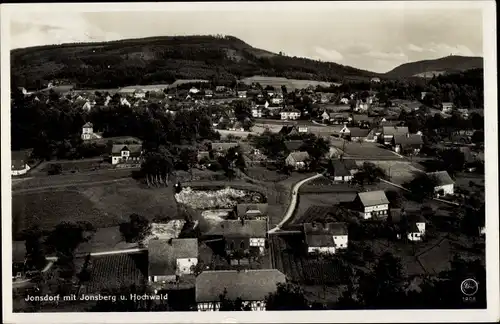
top-left (1, 2), bottom-right (498, 323)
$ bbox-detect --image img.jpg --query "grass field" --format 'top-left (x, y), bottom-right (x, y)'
top-left (76, 226), bottom-right (138, 254)
top-left (12, 180), bottom-right (180, 237)
top-left (240, 76), bottom-right (333, 90)
top-left (294, 192), bottom-right (357, 220)
top-left (330, 139), bottom-right (400, 158)
top-left (245, 166), bottom-right (289, 182)
top-left (363, 160), bottom-right (423, 184)
top-left (37, 160), bottom-right (113, 175)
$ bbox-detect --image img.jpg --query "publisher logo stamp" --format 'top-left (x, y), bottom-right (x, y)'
top-left (461, 278), bottom-right (478, 296)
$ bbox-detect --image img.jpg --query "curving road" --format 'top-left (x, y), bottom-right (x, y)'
top-left (268, 173), bottom-right (324, 234)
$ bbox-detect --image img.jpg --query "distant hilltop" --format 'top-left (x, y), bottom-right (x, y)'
top-left (384, 55), bottom-right (483, 78)
top-left (10, 35), bottom-right (380, 90)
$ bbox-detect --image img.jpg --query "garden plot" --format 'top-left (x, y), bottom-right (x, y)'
top-left (175, 187), bottom-right (261, 210)
top-left (147, 220), bottom-right (186, 241)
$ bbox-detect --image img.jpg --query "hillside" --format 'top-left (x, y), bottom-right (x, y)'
top-left (11, 35), bottom-right (379, 90)
top-left (384, 55), bottom-right (483, 78)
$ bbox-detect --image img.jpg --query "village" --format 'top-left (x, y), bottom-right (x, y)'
top-left (10, 73), bottom-right (486, 312)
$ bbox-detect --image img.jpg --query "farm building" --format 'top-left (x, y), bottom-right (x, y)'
top-left (348, 127), bottom-right (371, 142)
top-left (427, 171), bottom-right (455, 197)
top-left (285, 151), bottom-right (310, 170)
top-left (328, 160), bottom-right (353, 182)
top-left (391, 134), bottom-right (423, 154)
top-left (111, 144), bottom-right (143, 165)
top-left (195, 269), bottom-right (286, 311)
top-left (303, 222), bottom-right (348, 254)
top-left (11, 151), bottom-right (31, 176)
top-left (148, 238), bottom-right (199, 283)
top-left (236, 203), bottom-right (269, 220)
top-left (204, 219), bottom-right (267, 256)
top-left (353, 190), bottom-right (389, 220)
top-left (382, 126), bottom-right (409, 144)
top-left (81, 122), bottom-right (101, 141)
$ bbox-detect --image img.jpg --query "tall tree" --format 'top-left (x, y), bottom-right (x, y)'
top-left (265, 283), bottom-right (310, 310)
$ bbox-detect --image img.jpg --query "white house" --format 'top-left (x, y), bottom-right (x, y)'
top-left (304, 222), bottom-right (348, 254)
top-left (148, 238), bottom-right (198, 283)
top-left (280, 108), bottom-right (301, 120)
top-left (271, 97), bottom-right (284, 105)
top-left (134, 90), bottom-right (146, 98)
top-left (120, 97), bottom-right (131, 107)
top-left (236, 203), bottom-right (268, 220)
top-left (370, 77), bottom-right (381, 83)
top-left (81, 122), bottom-right (94, 140)
top-left (82, 101), bottom-right (92, 111)
top-left (111, 144), bottom-right (143, 165)
top-left (11, 151), bottom-right (30, 176)
top-left (340, 97), bottom-right (349, 104)
top-left (195, 269), bottom-right (286, 311)
top-left (237, 91), bottom-right (247, 98)
top-left (252, 107), bottom-right (263, 118)
top-left (354, 190), bottom-right (390, 219)
top-left (441, 102), bottom-right (453, 113)
top-left (285, 151), bottom-right (309, 170)
top-left (189, 87), bottom-right (200, 94)
top-left (397, 214), bottom-right (426, 242)
top-left (321, 111), bottom-right (330, 121)
top-left (427, 171), bottom-right (455, 197)
top-left (339, 125), bottom-right (351, 137)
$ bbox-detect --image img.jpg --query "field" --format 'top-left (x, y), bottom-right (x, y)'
top-left (329, 139), bottom-right (401, 158)
top-left (294, 193), bottom-right (358, 221)
top-left (240, 76), bottom-right (333, 90)
top-left (35, 159), bottom-right (113, 175)
top-left (83, 252), bottom-right (147, 294)
top-left (76, 226), bottom-right (138, 254)
top-left (216, 129), bottom-right (256, 138)
top-left (361, 160), bottom-right (423, 184)
top-left (245, 166), bottom-right (289, 182)
top-left (12, 179), bottom-right (180, 237)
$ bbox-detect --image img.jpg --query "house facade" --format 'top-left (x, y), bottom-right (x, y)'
top-left (81, 122), bottom-right (94, 140)
top-left (237, 91), bottom-right (247, 98)
top-left (236, 203), bottom-right (268, 220)
top-left (148, 238), bottom-right (199, 283)
top-left (329, 160), bottom-right (353, 182)
top-left (111, 144), bottom-right (143, 165)
top-left (441, 102), bottom-right (453, 113)
top-left (354, 191), bottom-right (390, 219)
top-left (252, 107), bottom-right (263, 118)
top-left (195, 269), bottom-right (286, 311)
top-left (280, 109), bottom-right (301, 120)
top-left (391, 134), bottom-right (423, 154)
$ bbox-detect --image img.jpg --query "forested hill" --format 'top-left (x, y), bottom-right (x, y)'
top-left (11, 35), bottom-right (380, 90)
top-left (384, 55), bottom-right (483, 78)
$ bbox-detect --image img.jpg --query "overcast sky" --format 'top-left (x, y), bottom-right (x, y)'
top-left (8, 3), bottom-right (484, 73)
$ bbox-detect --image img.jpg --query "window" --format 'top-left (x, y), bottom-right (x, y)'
top-left (240, 241), bottom-right (245, 249)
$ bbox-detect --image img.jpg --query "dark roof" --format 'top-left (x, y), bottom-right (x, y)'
top-left (305, 234), bottom-right (334, 247)
top-left (407, 213), bottom-right (426, 223)
top-left (83, 122), bottom-right (93, 128)
top-left (349, 127), bottom-right (371, 138)
top-left (111, 144), bottom-right (142, 156)
top-left (285, 140), bottom-right (304, 151)
top-left (427, 171), bottom-right (454, 186)
top-left (148, 239), bottom-right (198, 276)
top-left (393, 134), bottom-right (423, 146)
top-left (11, 151), bottom-right (28, 170)
top-left (408, 222), bottom-right (420, 233)
top-left (236, 203), bottom-right (268, 218)
top-left (357, 190), bottom-right (389, 207)
top-left (330, 160), bottom-right (351, 177)
top-left (280, 126), bottom-right (295, 135)
top-left (195, 270), bottom-right (286, 302)
top-left (87, 252), bottom-right (147, 293)
top-left (304, 222), bottom-right (348, 236)
top-left (383, 126), bottom-right (409, 136)
top-left (205, 220), bottom-right (267, 238)
top-left (210, 142), bottom-right (239, 151)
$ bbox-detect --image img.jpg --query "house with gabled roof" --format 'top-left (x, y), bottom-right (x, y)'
top-left (81, 122), bottom-right (94, 140)
top-left (195, 269), bottom-right (286, 311)
top-left (205, 219), bottom-right (267, 256)
top-left (210, 142), bottom-right (239, 156)
top-left (348, 127), bottom-right (371, 142)
top-left (284, 140), bottom-right (304, 152)
top-left (236, 203), bottom-right (268, 220)
top-left (285, 151), bottom-right (310, 170)
top-left (11, 151), bottom-right (31, 176)
top-left (382, 126), bottom-right (409, 144)
top-left (328, 160), bottom-right (353, 182)
top-left (353, 190), bottom-right (390, 219)
top-left (111, 144), bottom-right (143, 165)
top-left (392, 134), bottom-right (423, 154)
top-left (427, 171), bottom-right (454, 197)
top-left (148, 238), bottom-right (199, 283)
top-left (303, 222), bottom-right (348, 254)
top-left (280, 107), bottom-right (301, 120)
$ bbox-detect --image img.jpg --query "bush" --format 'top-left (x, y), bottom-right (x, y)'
top-left (47, 163), bottom-right (62, 175)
